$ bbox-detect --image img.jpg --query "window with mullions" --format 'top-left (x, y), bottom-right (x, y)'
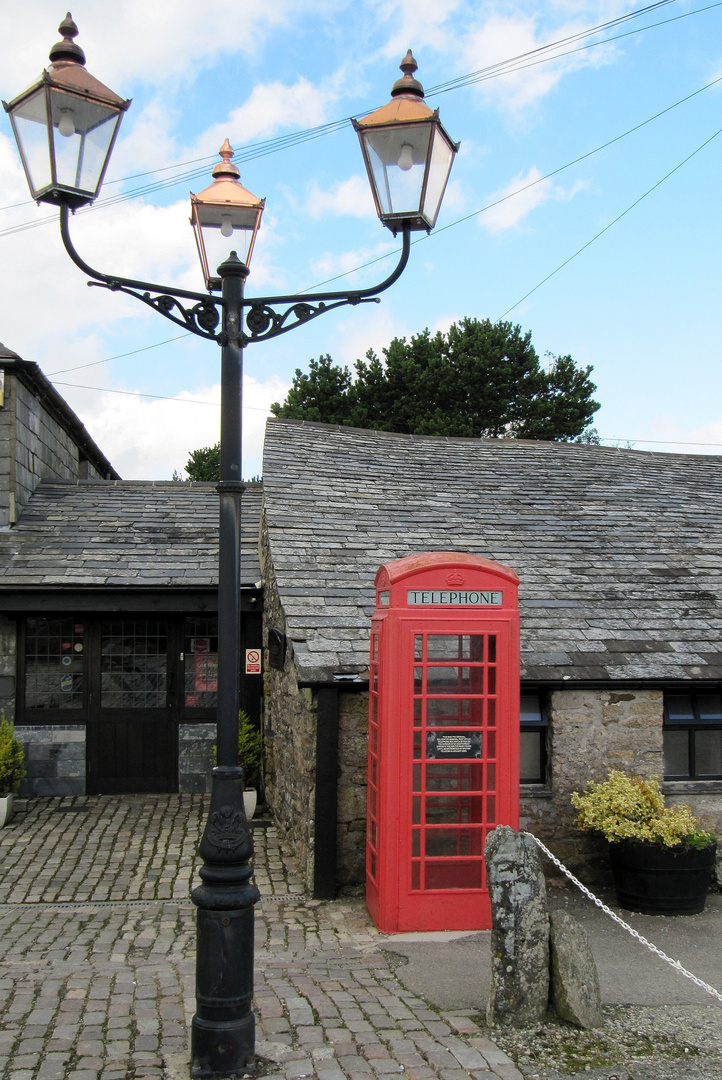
top-left (24, 616), bottom-right (85, 710)
top-left (663, 692), bottom-right (722, 780)
top-left (520, 692), bottom-right (548, 784)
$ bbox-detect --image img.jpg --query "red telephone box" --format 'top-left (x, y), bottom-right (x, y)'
top-left (366, 552), bottom-right (520, 933)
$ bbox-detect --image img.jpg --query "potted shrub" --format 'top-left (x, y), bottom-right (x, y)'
top-left (213, 711), bottom-right (263, 819)
top-left (0, 715), bottom-right (26, 827)
top-left (572, 770), bottom-right (717, 915)
top-left (238, 710), bottom-right (263, 820)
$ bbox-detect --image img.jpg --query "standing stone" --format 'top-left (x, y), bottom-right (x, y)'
top-left (549, 910), bottom-right (604, 1028)
top-left (485, 826), bottom-right (550, 1027)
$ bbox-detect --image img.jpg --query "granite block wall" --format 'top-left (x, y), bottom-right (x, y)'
top-left (179, 723), bottom-right (215, 793)
top-left (260, 518), bottom-right (317, 890)
top-left (15, 725), bottom-right (85, 796)
top-left (520, 688), bottom-right (665, 884)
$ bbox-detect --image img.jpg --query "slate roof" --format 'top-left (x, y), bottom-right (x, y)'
top-left (0, 480), bottom-right (262, 590)
top-left (262, 418), bottom-right (722, 685)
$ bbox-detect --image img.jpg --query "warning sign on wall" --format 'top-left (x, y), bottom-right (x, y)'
top-left (245, 649), bottom-right (261, 675)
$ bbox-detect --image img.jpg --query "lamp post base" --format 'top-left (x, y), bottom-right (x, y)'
top-left (190, 766), bottom-right (260, 1079)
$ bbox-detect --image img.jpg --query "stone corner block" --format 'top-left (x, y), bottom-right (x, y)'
top-left (549, 909), bottom-right (604, 1029)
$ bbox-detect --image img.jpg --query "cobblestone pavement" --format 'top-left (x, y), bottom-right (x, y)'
top-left (0, 797), bottom-right (520, 1080)
top-left (3, 798), bottom-right (719, 1080)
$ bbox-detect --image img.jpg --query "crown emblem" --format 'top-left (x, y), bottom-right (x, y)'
top-left (446, 572), bottom-right (465, 586)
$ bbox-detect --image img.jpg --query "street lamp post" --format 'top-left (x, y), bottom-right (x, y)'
top-left (4, 14), bottom-right (458, 1079)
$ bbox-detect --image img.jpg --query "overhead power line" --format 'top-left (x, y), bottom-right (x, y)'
top-left (2, 0), bottom-right (717, 230)
top-left (45, 381), bottom-right (722, 450)
top-left (499, 121), bottom-right (722, 317)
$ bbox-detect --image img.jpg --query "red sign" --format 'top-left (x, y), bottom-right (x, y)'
top-left (245, 649), bottom-right (261, 675)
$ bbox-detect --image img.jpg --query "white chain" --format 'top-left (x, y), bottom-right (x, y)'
top-left (530, 833), bottom-right (722, 1005)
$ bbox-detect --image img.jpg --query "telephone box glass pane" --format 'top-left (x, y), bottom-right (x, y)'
top-left (425, 763), bottom-right (483, 791)
top-left (486, 729), bottom-right (496, 758)
top-left (425, 862), bottom-right (483, 890)
top-left (427, 666), bottom-right (483, 693)
top-left (414, 667), bottom-right (423, 692)
top-left (487, 700), bottom-right (496, 727)
top-left (487, 667), bottom-right (496, 694)
top-left (427, 635), bottom-right (484, 660)
top-left (425, 829), bottom-right (484, 856)
top-left (415, 635), bottom-right (423, 660)
top-left (414, 698), bottom-right (422, 726)
top-left (426, 796), bottom-right (482, 824)
top-left (427, 698), bottom-right (472, 726)
top-left (486, 794), bottom-right (496, 822)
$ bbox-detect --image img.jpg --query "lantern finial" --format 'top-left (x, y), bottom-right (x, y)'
top-left (49, 13), bottom-right (86, 67)
top-left (212, 139), bottom-right (241, 181)
top-left (391, 50), bottom-right (424, 99)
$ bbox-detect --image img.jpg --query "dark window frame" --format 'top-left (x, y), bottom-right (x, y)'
top-left (663, 690), bottom-right (722, 781)
top-left (520, 690), bottom-right (549, 785)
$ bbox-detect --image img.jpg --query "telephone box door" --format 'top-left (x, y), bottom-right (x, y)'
top-left (366, 553), bottom-right (520, 933)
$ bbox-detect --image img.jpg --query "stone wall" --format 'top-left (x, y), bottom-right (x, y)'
top-left (0, 370), bottom-right (107, 526)
top-left (179, 723), bottom-right (215, 793)
top-left (520, 688), bottom-right (664, 884)
top-left (337, 690), bottom-right (368, 888)
top-left (260, 517), bottom-right (317, 889)
top-left (15, 725), bottom-right (85, 796)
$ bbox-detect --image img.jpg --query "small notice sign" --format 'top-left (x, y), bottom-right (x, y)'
top-left (245, 649), bottom-right (261, 675)
top-left (426, 730), bottom-right (482, 759)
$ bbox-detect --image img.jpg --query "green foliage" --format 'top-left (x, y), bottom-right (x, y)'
top-left (238, 710), bottom-right (263, 789)
top-left (213, 710), bottom-right (263, 789)
top-left (271, 318), bottom-right (599, 441)
top-left (0, 715), bottom-right (25, 796)
top-left (571, 770), bottom-right (716, 848)
top-left (185, 443), bottom-right (221, 481)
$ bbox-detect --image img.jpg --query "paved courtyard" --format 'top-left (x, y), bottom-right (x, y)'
top-left (1, 796), bottom-right (721, 1080)
top-left (0, 796), bottom-right (520, 1080)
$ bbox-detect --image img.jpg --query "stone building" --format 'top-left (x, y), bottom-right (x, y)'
top-left (0, 345), bottom-right (262, 796)
top-left (260, 417), bottom-right (722, 893)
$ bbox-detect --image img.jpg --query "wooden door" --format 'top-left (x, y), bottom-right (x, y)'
top-left (86, 618), bottom-right (178, 794)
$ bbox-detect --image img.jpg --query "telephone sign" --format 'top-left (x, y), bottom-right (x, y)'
top-left (366, 552), bottom-right (520, 933)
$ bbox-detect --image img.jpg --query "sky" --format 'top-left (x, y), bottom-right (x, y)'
top-left (1, 0), bottom-right (721, 480)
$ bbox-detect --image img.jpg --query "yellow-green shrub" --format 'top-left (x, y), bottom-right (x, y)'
top-left (571, 770), bottom-right (715, 848)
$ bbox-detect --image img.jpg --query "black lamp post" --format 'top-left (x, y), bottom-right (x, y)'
top-left (4, 14), bottom-right (458, 1079)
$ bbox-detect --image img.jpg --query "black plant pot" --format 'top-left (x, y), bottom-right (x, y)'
top-left (609, 839), bottom-right (717, 915)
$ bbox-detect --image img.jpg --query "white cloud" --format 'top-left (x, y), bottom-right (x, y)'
top-left (305, 175), bottom-right (376, 219)
top-left (371, 0), bottom-right (464, 60)
top-left (627, 417), bottom-right (722, 456)
top-left (457, 8), bottom-right (620, 114)
top-left (202, 77), bottom-right (339, 148)
top-left (480, 166), bottom-right (586, 233)
top-left (0, 1), bottom-right (322, 91)
top-left (307, 239), bottom-right (400, 289)
top-left (68, 372), bottom-right (290, 481)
